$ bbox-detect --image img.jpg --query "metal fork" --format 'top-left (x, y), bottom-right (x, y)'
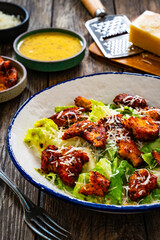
top-left (0, 168), bottom-right (71, 240)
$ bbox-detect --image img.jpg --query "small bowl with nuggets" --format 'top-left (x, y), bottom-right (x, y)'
top-left (0, 56), bottom-right (27, 103)
top-left (7, 72), bottom-right (160, 213)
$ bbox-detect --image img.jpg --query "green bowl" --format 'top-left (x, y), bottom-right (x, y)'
top-left (13, 28), bottom-right (86, 72)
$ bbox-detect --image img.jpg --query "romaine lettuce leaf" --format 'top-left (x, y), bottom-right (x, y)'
top-left (89, 99), bottom-right (108, 122)
top-left (141, 137), bottom-right (160, 153)
top-left (55, 176), bottom-right (73, 193)
top-left (89, 99), bottom-right (117, 122)
top-left (93, 158), bottom-right (112, 180)
top-left (73, 158), bottom-right (112, 203)
top-left (150, 167), bottom-right (160, 187)
top-left (73, 173), bottom-right (105, 203)
top-left (103, 140), bottom-right (118, 162)
top-left (105, 160), bottom-right (135, 205)
top-left (24, 118), bottom-right (58, 152)
top-left (36, 169), bottom-right (73, 194)
top-left (140, 189), bottom-right (160, 204)
top-left (142, 153), bottom-right (157, 169)
top-left (55, 105), bottom-right (75, 112)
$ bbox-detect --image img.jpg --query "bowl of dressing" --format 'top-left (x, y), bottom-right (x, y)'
top-left (13, 28), bottom-right (86, 72)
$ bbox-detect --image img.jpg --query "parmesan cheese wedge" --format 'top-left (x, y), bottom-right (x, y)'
top-left (129, 11), bottom-right (160, 56)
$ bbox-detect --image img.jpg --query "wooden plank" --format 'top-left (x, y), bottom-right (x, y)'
top-left (41, 1), bottom-right (146, 240)
top-left (49, 0), bottom-right (121, 88)
top-left (89, 42), bottom-right (160, 76)
top-left (1, 0), bottom-right (160, 240)
top-left (0, 0), bottom-right (52, 240)
top-left (144, 211), bottom-right (160, 240)
top-left (114, 2), bottom-right (160, 240)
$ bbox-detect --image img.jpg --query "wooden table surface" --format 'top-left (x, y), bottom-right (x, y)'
top-left (1, 0), bottom-right (160, 239)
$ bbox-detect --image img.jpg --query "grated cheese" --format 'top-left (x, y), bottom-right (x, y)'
top-left (0, 11), bottom-right (21, 29)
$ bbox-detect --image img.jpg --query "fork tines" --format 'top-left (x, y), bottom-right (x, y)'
top-left (25, 207), bottom-right (71, 240)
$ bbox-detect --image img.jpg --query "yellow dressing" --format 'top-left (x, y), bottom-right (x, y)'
top-left (18, 32), bottom-right (83, 61)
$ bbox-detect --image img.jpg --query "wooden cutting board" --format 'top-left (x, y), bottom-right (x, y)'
top-left (89, 42), bottom-right (160, 76)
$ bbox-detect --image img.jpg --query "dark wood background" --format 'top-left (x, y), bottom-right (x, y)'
top-left (1, 0), bottom-right (160, 239)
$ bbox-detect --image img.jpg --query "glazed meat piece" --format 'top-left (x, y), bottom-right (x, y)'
top-left (128, 169), bottom-right (157, 201)
top-left (0, 56), bottom-right (11, 71)
top-left (98, 114), bottom-right (130, 141)
top-left (117, 139), bottom-right (143, 167)
top-left (0, 83), bottom-right (7, 91)
top-left (2, 60), bottom-right (11, 72)
top-left (41, 145), bottom-right (89, 187)
top-left (50, 107), bottom-right (87, 128)
top-left (0, 57), bottom-right (17, 91)
top-left (62, 120), bottom-right (107, 148)
top-left (0, 56), bottom-right (4, 70)
top-left (113, 93), bottom-right (148, 109)
top-left (152, 150), bottom-right (160, 165)
top-left (141, 107), bottom-right (160, 121)
top-left (4, 67), bottom-right (18, 88)
top-left (0, 72), bottom-right (6, 84)
top-left (79, 171), bottom-right (110, 197)
top-left (74, 96), bottom-right (92, 112)
top-left (123, 116), bottom-right (159, 141)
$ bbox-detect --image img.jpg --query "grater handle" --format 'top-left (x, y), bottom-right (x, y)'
top-left (81, 0), bottom-right (106, 17)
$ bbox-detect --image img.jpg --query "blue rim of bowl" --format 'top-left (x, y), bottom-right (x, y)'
top-left (0, 1), bottom-right (29, 31)
top-left (0, 56), bottom-right (27, 94)
top-left (7, 72), bottom-right (160, 213)
top-left (13, 28), bottom-right (86, 63)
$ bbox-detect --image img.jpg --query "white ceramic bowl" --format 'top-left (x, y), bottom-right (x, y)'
top-left (0, 56), bottom-right (27, 103)
top-left (7, 72), bottom-right (160, 213)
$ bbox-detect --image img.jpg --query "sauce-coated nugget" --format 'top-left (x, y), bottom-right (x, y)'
top-left (62, 120), bottom-right (107, 148)
top-left (0, 56), bottom-right (4, 70)
top-left (74, 96), bottom-right (92, 112)
top-left (117, 139), bottom-right (143, 167)
top-left (98, 114), bottom-right (130, 141)
top-left (128, 169), bottom-right (157, 201)
top-left (0, 56), bottom-right (11, 71)
top-left (41, 145), bottom-right (89, 187)
top-left (141, 107), bottom-right (160, 121)
top-left (113, 93), bottom-right (148, 109)
top-left (4, 67), bottom-right (18, 88)
top-left (2, 60), bottom-right (11, 72)
top-left (123, 116), bottom-right (159, 141)
top-left (50, 107), bottom-right (87, 128)
top-left (152, 150), bottom-right (160, 165)
top-left (79, 171), bottom-right (110, 197)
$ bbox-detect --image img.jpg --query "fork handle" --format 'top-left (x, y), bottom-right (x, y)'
top-left (81, 0), bottom-right (106, 17)
top-left (0, 169), bottom-right (30, 211)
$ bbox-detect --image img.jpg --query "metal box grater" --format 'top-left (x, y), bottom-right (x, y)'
top-left (85, 15), bottom-right (143, 58)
